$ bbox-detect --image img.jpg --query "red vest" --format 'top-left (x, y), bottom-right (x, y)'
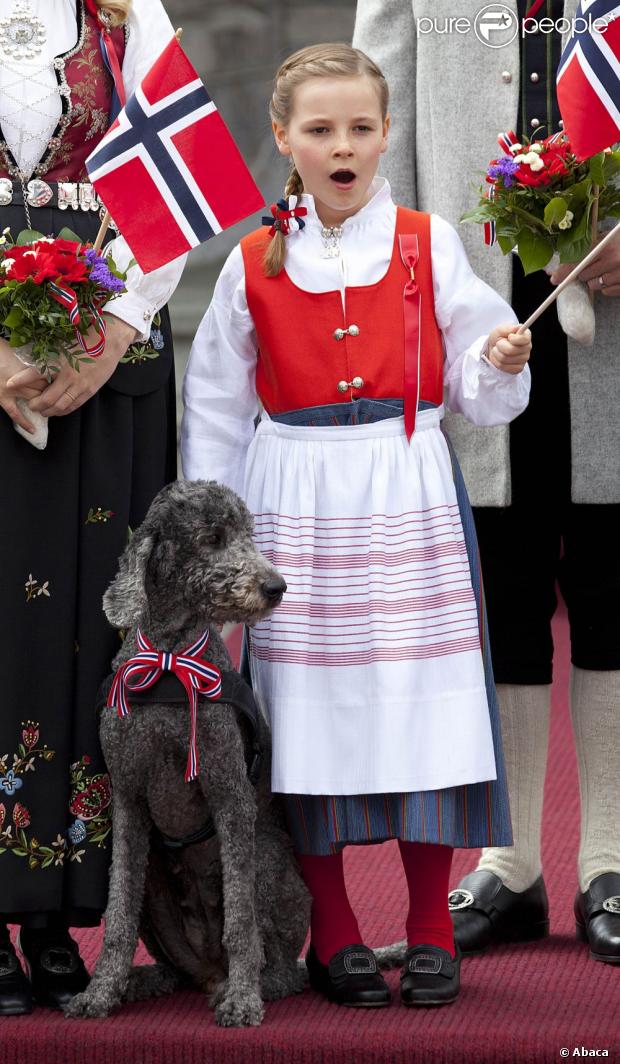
top-left (241, 206), bottom-right (444, 415)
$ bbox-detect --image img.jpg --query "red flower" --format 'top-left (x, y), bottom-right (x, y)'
top-left (22, 723), bottom-right (39, 749)
top-left (13, 802), bottom-right (31, 828)
top-left (0, 803), bottom-right (5, 830)
top-left (3, 243), bottom-right (89, 286)
top-left (83, 755), bottom-right (91, 765)
top-left (51, 238), bottom-right (82, 255)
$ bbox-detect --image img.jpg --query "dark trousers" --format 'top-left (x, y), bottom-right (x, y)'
top-left (473, 261), bottom-right (620, 684)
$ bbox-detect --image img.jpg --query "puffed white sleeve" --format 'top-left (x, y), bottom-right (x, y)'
top-left (432, 214), bottom-right (531, 426)
top-left (181, 245), bottom-right (259, 497)
top-left (100, 0), bottom-right (187, 339)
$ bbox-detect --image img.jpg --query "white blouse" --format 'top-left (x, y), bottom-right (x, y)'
top-left (181, 178), bottom-right (531, 496)
top-left (0, 0), bottom-right (186, 338)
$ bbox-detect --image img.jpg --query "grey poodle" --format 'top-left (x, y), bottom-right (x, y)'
top-left (65, 479), bottom-right (310, 1027)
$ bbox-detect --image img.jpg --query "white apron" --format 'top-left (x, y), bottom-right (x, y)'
top-left (244, 406), bottom-right (497, 796)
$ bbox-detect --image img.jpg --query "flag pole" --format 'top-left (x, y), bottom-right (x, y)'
top-left (92, 27), bottom-right (185, 254)
top-left (517, 221), bottom-right (620, 333)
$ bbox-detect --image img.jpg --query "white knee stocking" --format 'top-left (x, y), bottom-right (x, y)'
top-left (477, 684), bottom-right (551, 892)
top-left (570, 667), bottom-right (620, 892)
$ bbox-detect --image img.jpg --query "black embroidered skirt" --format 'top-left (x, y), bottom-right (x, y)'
top-left (0, 204), bottom-right (177, 927)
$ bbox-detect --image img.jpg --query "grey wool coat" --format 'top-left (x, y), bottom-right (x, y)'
top-left (353, 0), bottom-right (620, 506)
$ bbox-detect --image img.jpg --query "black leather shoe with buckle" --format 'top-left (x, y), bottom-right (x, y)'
top-left (19, 930), bottom-right (89, 1010)
top-left (575, 872), bottom-right (620, 964)
top-left (449, 870), bottom-right (549, 954)
top-left (0, 935), bottom-right (33, 1015)
top-left (305, 943), bottom-right (391, 1007)
top-left (400, 944), bottom-right (461, 1006)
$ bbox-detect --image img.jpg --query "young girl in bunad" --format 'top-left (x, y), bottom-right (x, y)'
top-left (181, 43), bottom-right (532, 1009)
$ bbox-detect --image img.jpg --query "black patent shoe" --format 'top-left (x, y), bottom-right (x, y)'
top-left (400, 944), bottom-right (460, 1007)
top-left (575, 872), bottom-right (620, 964)
top-left (305, 943), bottom-right (391, 1007)
top-left (449, 870), bottom-right (549, 954)
top-left (0, 936), bottom-right (33, 1015)
top-left (19, 930), bottom-right (89, 1010)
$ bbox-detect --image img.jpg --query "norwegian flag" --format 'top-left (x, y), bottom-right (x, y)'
top-left (86, 37), bottom-right (264, 273)
top-left (556, 2), bottom-right (620, 160)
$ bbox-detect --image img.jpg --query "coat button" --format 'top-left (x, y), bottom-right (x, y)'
top-left (351, 376), bottom-right (364, 389)
top-left (501, 71), bottom-right (512, 83)
top-left (530, 117), bottom-right (540, 129)
top-left (348, 324), bottom-right (360, 336)
top-left (530, 71), bottom-right (540, 83)
top-left (333, 328), bottom-right (345, 341)
top-left (337, 380), bottom-right (348, 393)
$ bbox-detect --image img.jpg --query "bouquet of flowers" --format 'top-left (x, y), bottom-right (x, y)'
top-left (0, 226), bottom-right (129, 448)
top-left (462, 131), bottom-right (620, 344)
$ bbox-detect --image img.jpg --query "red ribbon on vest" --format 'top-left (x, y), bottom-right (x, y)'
top-left (107, 628), bottom-right (222, 783)
top-left (399, 234), bottom-right (421, 441)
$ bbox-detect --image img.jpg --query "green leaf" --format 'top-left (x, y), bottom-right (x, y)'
top-left (41, 856), bottom-right (55, 868)
top-left (497, 234), bottom-right (517, 255)
top-left (3, 307), bottom-right (24, 328)
top-left (12, 848), bottom-right (27, 857)
top-left (589, 153), bottom-right (606, 188)
top-left (15, 229), bottom-right (45, 245)
top-left (544, 197), bottom-right (568, 227)
top-left (516, 228), bottom-right (554, 274)
top-left (57, 227), bottom-right (82, 243)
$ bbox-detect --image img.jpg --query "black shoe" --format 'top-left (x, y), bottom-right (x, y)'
top-left (0, 935), bottom-right (33, 1015)
top-left (449, 871), bottom-right (549, 955)
top-left (575, 872), bottom-right (620, 965)
top-left (305, 943), bottom-right (391, 1007)
top-left (400, 944), bottom-right (461, 1007)
top-left (19, 929), bottom-right (89, 1010)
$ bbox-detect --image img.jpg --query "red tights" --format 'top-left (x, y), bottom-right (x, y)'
top-left (297, 842), bottom-right (454, 965)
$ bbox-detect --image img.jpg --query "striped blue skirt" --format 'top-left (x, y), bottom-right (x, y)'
top-left (248, 399), bottom-right (512, 856)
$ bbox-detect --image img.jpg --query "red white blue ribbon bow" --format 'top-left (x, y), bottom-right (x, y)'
top-left (107, 628), bottom-right (222, 782)
top-left (48, 280), bottom-right (107, 357)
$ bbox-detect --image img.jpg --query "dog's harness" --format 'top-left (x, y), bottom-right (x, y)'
top-left (102, 631), bottom-right (263, 851)
top-left (128, 668), bottom-right (264, 851)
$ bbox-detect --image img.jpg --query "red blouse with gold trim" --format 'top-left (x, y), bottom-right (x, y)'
top-left (240, 207), bottom-right (444, 416)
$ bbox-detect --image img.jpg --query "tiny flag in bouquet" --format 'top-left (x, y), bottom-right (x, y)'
top-left (556, 2), bottom-right (620, 160)
top-left (86, 36), bottom-right (264, 273)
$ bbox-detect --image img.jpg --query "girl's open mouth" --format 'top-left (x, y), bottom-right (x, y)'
top-left (330, 169), bottom-right (356, 188)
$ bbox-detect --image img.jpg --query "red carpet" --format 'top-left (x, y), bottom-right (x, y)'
top-left (2, 606), bottom-right (620, 1063)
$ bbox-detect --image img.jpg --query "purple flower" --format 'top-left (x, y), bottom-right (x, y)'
top-left (487, 157), bottom-right (519, 187)
top-left (85, 248), bottom-right (126, 294)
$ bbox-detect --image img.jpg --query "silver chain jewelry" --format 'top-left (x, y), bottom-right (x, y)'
top-left (320, 225), bottom-right (343, 259)
top-left (0, 0), bottom-right (46, 60)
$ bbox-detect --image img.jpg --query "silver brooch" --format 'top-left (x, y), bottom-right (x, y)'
top-left (320, 225), bottom-right (343, 259)
top-left (0, 1), bottom-right (47, 60)
top-left (603, 896), bottom-right (620, 914)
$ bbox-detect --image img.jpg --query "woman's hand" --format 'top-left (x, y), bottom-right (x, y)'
top-left (549, 239), bottom-right (620, 296)
top-left (5, 316), bottom-right (139, 418)
top-left (486, 324), bottom-right (532, 375)
top-left (0, 338), bottom-right (48, 434)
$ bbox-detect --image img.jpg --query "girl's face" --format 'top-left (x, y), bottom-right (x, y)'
top-left (273, 74), bottom-right (390, 227)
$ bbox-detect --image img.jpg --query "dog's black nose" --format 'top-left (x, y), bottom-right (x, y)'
top-left (262, 577), bottom-right (287, 603)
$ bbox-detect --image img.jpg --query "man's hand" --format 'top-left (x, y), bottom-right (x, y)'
top-left (549, 239), bottom-right (620, 297)
top-left (6, 316), bottom-right (139, 417)
top-left (486, 324), bottom-right (532, 375)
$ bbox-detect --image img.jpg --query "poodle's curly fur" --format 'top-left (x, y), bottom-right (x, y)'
top-left (65, 480), bottom-right (310, 1027)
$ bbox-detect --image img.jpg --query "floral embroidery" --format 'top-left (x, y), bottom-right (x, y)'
top-left (85, 506), bottom-right (115, 525)
top-left (0, 770), bottom-right (22, 795)
top-left (25, 574), bottom-right (51, 602)
top-left (0, 725), bottom-right (111, 868)
top-left (122, 312), bottom-right (164, 365)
